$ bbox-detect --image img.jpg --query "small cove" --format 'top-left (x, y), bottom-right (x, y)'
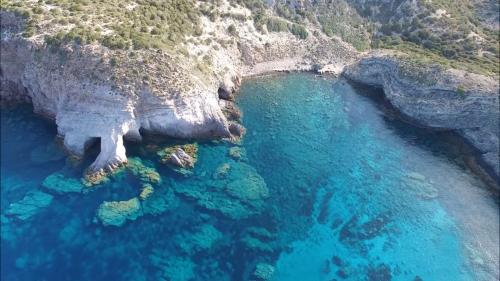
top-left (1, 73), bottom-right (498, 281)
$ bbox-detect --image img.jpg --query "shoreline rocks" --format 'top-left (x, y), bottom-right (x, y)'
top-left (343, 53), bottom-right (499, 186)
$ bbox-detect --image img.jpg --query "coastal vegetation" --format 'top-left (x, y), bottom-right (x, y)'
top-left (2, 0), bottom-right (497, 75)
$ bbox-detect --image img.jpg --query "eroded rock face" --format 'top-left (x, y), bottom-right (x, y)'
top-left (343, 53), bottom-right (499, 183)
top-left (0, 11), bottom-right (231, 176)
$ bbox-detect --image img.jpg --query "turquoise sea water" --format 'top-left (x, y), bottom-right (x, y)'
top-left (1, 73), bottom-right (498, 281)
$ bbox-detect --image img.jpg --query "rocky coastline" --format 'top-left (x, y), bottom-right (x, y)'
top-left (343, 53), bottom-right (499, 187)
top-left (1, 9), bottom-right (498, 187)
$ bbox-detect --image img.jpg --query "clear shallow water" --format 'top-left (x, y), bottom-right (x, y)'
top-left (1, 73), bottom-right (498, 281)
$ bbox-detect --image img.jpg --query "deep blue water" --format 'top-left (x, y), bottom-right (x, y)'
top-left (1, 73), bottom-right (498, 281)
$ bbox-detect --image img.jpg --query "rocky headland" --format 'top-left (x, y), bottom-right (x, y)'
top-left (1, 0), bottom-right (498, 186)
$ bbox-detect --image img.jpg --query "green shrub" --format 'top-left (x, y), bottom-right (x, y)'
top-left (227, 24), bottom-right (237, 36)
top-left (266, 17), bottom-right (288, 32)
top-left (290, 24), bottom-right (308, 39)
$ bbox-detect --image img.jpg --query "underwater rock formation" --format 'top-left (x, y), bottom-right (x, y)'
top-left (252, 263), bottom-right (275, 281)
top-left (141, 186), bottom-right (179, 216)
top-left (174, 162), bottom-right (269, 219)
top-left (240, 227), bottom-right (277, 253)
top-left (6, 191), bottom-right (53, 220)
top-left (127, 157), bottom-right (162, 185)
top-left (42, 173), bottom-right (84, 194)
top-left (139, 184), bottom-right (155, 201)
top-left (403, 172), bottom-right (439, 200)
top-left (150, 251), bottom-right (195, 281)
top-left (96, 198), bottom-right (142, 227)
top-left (228, 146), bottom-right (246, 161)
top-left (175, 224), bottom-right (223, 254)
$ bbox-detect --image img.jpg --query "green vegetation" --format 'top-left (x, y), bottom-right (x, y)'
top-left (2, 0), bottom-right (497, 76)
top-left (369, 0), bottom-right (499, 76)
top-left (3, 0), bottom-right (201, 50)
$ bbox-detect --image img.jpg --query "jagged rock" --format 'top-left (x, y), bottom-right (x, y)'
top-left (229, 122), bottom-right (246, 138)
top-left (42, 173), bottom-right (84, 194)
top-left (6, 191), bottom-right (53, 220)
top-left (158, 144), bottom-right (198, 169)
top-left (96, 197), bottom-right (142, 227)
top-left (220, 100), bottom-right (242, 121)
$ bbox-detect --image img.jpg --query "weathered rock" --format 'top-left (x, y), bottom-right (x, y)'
top-left (344, 53), bottom-right (499, 184)
top-left (1, 11), bottom-right (230, 176)
top-left (158, 144), bottom-right (198, 169)
top-left (229, 122), bottom-right (246, 138)
top-left (220, 100), bottom-right (242, 121)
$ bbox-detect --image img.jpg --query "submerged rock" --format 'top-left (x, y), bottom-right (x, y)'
top-left (141, 186), bottom-right (179, 216)
top-left (139, 184), bottom-right (155, 201)
top-left (127, 157), bottom-right (161, 185)
top-left (82, 170), bottom-right (111, 187)
top-left (252, 263), bottom-right (275, 281)
top-left (228, 146), bottom-right (246, 161)
top-left (226, 175), bottom-right (269, 201)
top-left (176, 224), bottom-right (223, 254)
top-left (6, 191), bottom-right (53, 220)
top-left (403, 171), bottom-right (439, 200)
top-left (42, 173), bottom-right (84, 194)
top-left (213, 163), bottom-right (231, 179)
top-left (175, 162), bottom-right (269, 219)
top-left (241, 227), bottom-right (277, 253)
top-left (150, 252), bottom-right (195, 281)
top-left (96, 197), bottom-right (142, 227)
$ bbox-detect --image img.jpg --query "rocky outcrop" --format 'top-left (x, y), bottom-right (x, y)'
top-left (343, 53), bottom-right (499, 183)
top-left (0, 11), bottom-right (231, 176)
